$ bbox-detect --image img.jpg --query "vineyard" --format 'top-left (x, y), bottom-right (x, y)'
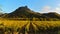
top-left (0, 19), bottom-right (60, 34)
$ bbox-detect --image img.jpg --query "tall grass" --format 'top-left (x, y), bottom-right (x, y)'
top-left (0, 20), bottom-right (60, 34)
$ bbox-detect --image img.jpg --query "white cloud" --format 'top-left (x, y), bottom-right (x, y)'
top-left (58, 4), bottom-right (60, 6)
top-left (40, 6), bottom-right (52, 13)
top-left (42, 6), bottom-right (51, 11)
top-left (54, 7), bottom-right (60, 14)
top-left (39, 6), bottom-right (60, 14)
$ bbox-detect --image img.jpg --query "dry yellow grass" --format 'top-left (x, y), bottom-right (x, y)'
top-left (0, 18), bottom-right (60, 34)
top-left (32, 21), bottom-right (60, 30)
top-left (0, 18), bottom-right (60, 31)
top-left (0, 20), bottom-right (28, 28)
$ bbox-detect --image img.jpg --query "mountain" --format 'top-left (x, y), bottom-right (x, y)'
top-left (2, 6), bottom-right (60, 21)
top-left (0, 13), bottom-right (7, 17)
top-left (42, 12), bottom-right (60, 19)
top-left (3, 6), bottom-right (48, 18)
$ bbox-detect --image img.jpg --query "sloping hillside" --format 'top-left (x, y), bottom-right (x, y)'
top-left (1, 6), bottom-right (60, 21)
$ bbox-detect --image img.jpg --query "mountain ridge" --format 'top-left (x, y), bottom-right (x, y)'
top-left (1, 6), bottom-right (60, 21)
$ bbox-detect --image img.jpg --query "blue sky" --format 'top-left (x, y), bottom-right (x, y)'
top-left (0, 0), bottom-right (60, 13)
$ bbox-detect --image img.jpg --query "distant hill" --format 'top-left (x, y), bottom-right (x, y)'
top-left (42, 12), bottom-right (60, 19)
top-left (1, 6), bottom-right (60, 21)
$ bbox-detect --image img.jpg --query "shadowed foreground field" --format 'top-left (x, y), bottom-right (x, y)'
top-left (0, 20), bottom-right (60, 34)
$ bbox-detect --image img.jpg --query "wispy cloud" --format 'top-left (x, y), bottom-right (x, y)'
top-left (39, 5), bottom-right (60, 14)
top-left (54, 7), bottom-right (60, 14)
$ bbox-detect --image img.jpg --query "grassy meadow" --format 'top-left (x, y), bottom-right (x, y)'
top-left (0, 19), bottom-right (60, 34)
